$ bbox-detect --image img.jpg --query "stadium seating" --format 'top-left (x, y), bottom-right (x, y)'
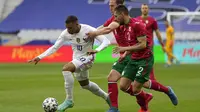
top-left (0, 0), bottom-right (110, 33)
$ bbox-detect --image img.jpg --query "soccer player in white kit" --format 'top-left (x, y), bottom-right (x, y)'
top-left (28, 15), bottom-right (111, 112)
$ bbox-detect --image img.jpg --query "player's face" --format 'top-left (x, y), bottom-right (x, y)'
top-left (109, 0), bottom-right (117, 15)
top-left (165, 21), bottom-right (169, 27)
top-left (141, 5), bottom-right (149, 16)
top-left (114, 11), bottom-right (124, 24)
top-left (66, 22), bottom-right (79, 34)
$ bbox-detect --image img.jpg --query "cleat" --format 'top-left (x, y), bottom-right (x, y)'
top-left (164, 64), bottom-right (171, 68)
top-left (138, 108), bottom-right (150, 112)
top-left (57, 99), bottom-right (74, 112)
top-left (138, 93), bottom-right (153, 112)
top-left (175, 60), bottom-right (180, 65)
top-left (167, 86), bottom-right (178, 106)
top-left (107, 107), bottom-right (120, 112)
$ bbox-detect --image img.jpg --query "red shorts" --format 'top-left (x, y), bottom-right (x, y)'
top-left (150, 67), bottom-right (156, 80)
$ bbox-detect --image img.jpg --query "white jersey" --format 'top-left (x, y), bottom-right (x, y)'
top-left (38, 24), bottom-right (110, 60)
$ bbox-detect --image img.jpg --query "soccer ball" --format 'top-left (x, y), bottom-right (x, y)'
top-left (42, 97), bottom-right (58, 112)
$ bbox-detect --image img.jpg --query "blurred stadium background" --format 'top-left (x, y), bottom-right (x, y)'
top-left (0, 0), bottom-right (200, 112)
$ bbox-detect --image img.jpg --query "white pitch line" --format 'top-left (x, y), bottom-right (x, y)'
top-left (90, 77), bottom-right (106, 79)
top-left (89, 75), bottom-right (107, 79)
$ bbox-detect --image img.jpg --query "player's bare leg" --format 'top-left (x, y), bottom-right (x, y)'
top-left (149, 68), bottom-right (156, 80)
top-left (78, 77), bottom-right (111, 107)
top-left (167, 51), bottom-right (180, 65)
top-left (58, 62), bottom-right (75, 112)
top-left (120, 77), bottom-right (153, 112)
top-left (164, 47), bottom-right (180, 67)
top-left (143, 69), bottom-right (169, 94)
top-left (107, 69), bottom-right (121, 112)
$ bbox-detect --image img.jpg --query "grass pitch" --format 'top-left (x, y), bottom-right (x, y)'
top-left (0, 63), bottom-right (199, 112)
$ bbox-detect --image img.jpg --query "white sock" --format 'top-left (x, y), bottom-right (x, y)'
top-left (82, 81), bottom-right (108, 100)
top-left (62, 71), bottom-right (74, 101)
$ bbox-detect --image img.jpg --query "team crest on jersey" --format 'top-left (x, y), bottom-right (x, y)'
top-left (83, 36), bottom-right (89, 42)
top-left (76, 38), bottom-right (80, 43)
top-left (145, 20), bottom-right (149, 24)
top-left (128, 26), bottom-right (132, 32)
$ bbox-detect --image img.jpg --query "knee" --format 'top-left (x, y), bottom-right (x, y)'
top-left (107, 70), bottom-right (121, 82)
top-left (62, 63), bottom-right (75, 72)
top-left (81, 84), bottom-right (89, 89)
top-left (132, 89), bottom-right (139, 94)
top-left (107, 74), bottom-right (117, 82)
top-left (120, 83), bottom-right (140, 95)
top-left (79, 80), bottom-right (90, 89)
top-left (143, 81), bottom-right (150, 89)
top-left (62, 65), bottom-right (71, 71)
top-left (119, 83), bottom-right (129, 92)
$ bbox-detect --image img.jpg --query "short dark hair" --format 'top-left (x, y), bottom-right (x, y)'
top-left (142, 3), bottom-right (148, 6)
top-left (115, 5), bottom-right (129, 15)
top-left (65, 15), bottom-right (78, 24)
top-left (116, 0), bottom-right (124, 5)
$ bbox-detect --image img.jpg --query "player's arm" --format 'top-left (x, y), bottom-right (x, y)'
top-left (95, 35), bottom-right (110, 52)
top-left (87, 35), bottom-right (110, 55)
top-left (28, 33), bottom-right (66, 64)
top-left (97, 25), bottom-right (104, 30)
top-left (153, 19), bottom-right (165, 52)
top-left (169, 28), bottom-right (174, 46)
top-left (96, 21), bottom-right (119, 35)
top-left (155, 29), bottom-right (164, 47)
top-left (113, 36), bottom-right (147, 53)
top-left (113, 23), bottom-right (147, 53)
top-left (169, 28), bottom-right (174, 40)
top-left (152, 19), bottom-right (164, 47)
top-left (118, 51), bottom-right (131, 62)
top-left (86, 21), bottom-right (120, 38)
top-left (37, 36), bottom-right (65, 59)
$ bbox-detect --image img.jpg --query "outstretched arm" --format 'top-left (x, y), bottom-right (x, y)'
top-left (113, 36), bottom-right (147, 53)
top-left (95, 35), bottom-right (110, 52)
top-left (37, 36), bottom-right (65, 59)
top-left (87, 35), bottom-right (110, 55)
top-left (28, 34), bottom-right (66, 64)
top-left (86, 21), bottom-right (120, 37)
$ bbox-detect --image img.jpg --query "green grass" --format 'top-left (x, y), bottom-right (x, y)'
top-left (0, 63), bottom-right (199, 112)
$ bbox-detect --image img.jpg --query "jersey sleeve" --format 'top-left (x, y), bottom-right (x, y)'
top-left (152, 19), bottom-right (158, 30)
top-left (95, 35), bottom-right (110, 52)
top-left (135, 22), bottom-right (147, 38)
top-left (103, 16), bottom-right (114, 27)
top-left (37, 30), bottom-right (66, 59)
top-left (86, 25), bottom-right (110, 52)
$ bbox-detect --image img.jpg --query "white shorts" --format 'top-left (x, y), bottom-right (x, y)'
top-left (71, 54), bottom-right (95, 81)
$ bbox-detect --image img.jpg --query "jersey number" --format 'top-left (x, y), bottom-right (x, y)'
top-left (79, 57), bottom-right (86, 62)
top-left (136, 67), bottom-right (144, 77)
top-left (77, 45), bottom-right (83, 51)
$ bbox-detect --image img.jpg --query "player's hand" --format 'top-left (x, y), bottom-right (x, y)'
top-left (118, 51), bottom-right (130, 62)
top-left (113, 46), bottom-right (126, 54)
top-left (162, 46), bottom-right (166, 52)
top-left (170, 41), bottom-right (174, 47)
top-left (87, 49), bottom-right (98, 55)
top-left (27, 57), bottom-right (41, 65)
top-left (86, 31), bottom-right (97, 38)
top-left (118, 53), bottom-right (126, 62)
